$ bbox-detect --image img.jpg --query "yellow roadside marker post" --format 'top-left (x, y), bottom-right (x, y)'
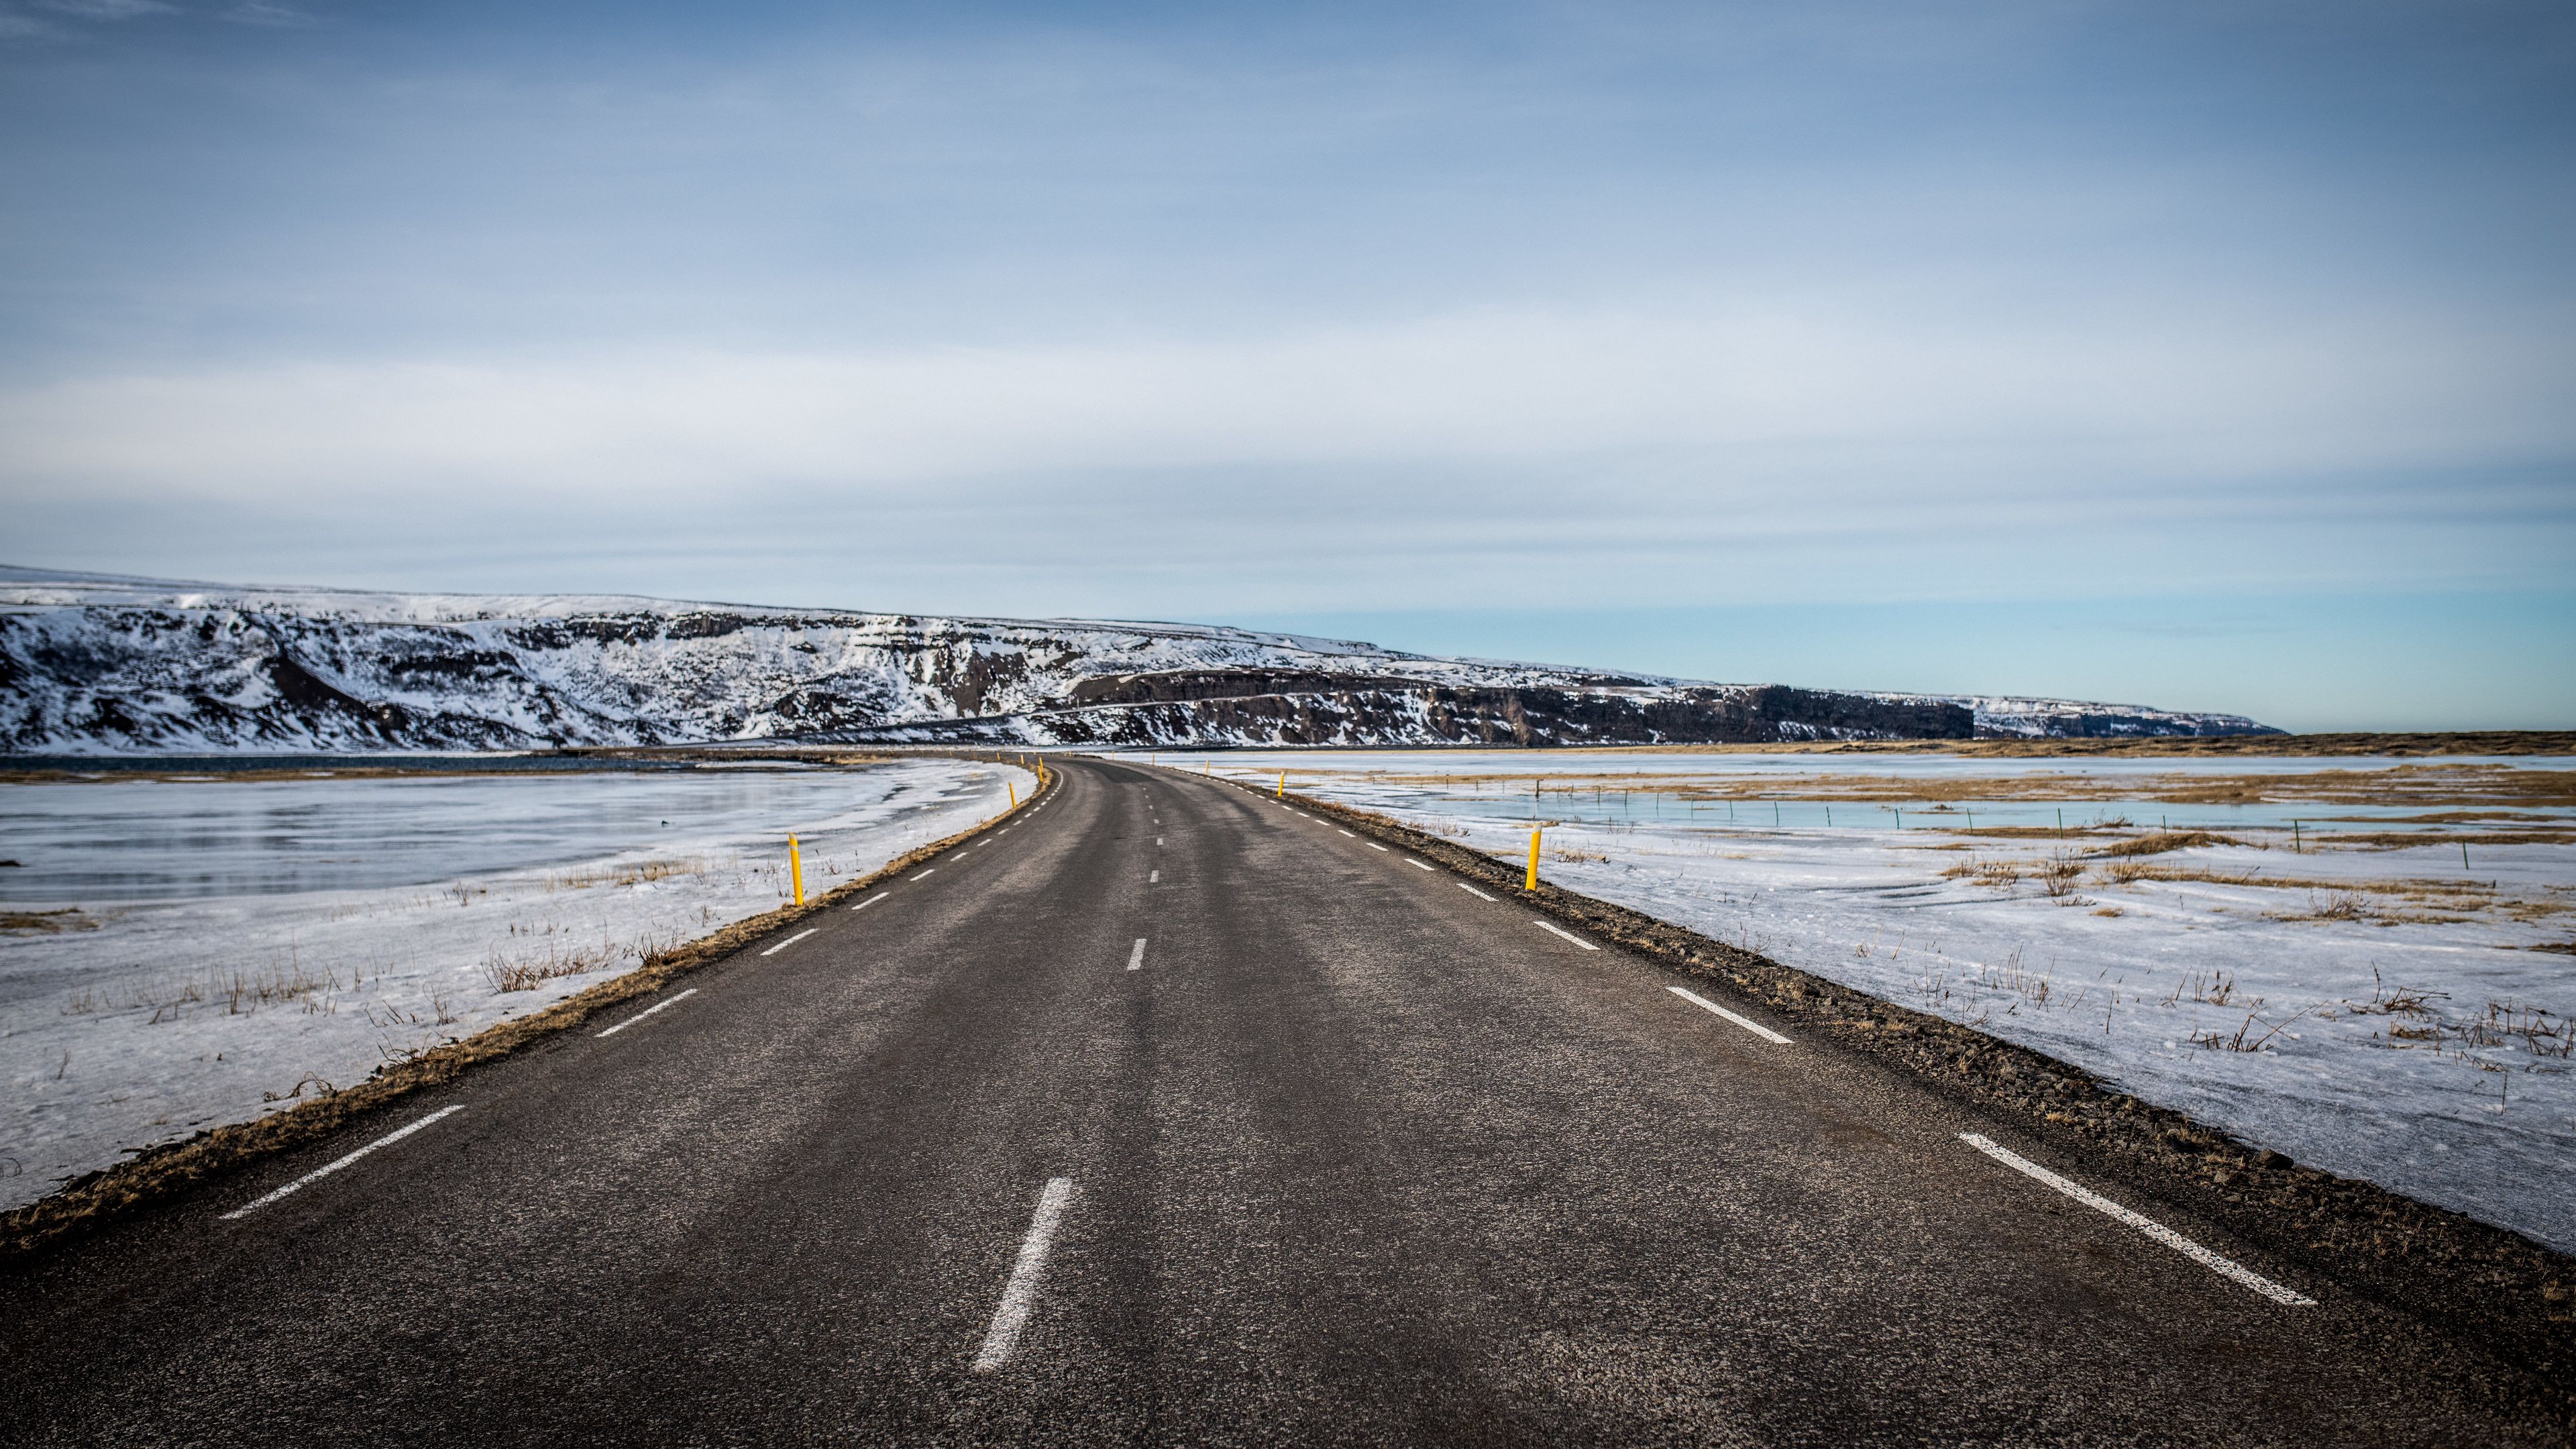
top-left (1526, 828), bottom-right (1541, 892)
top-left (1277, 771), bottom-right (1285, 799)
top-left (789, 834), bottom-right (806, 906)
top-left (1009, 783), bottom-right (1017, 808)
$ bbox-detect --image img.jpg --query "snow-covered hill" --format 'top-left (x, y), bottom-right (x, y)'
top-left (0, 567), bottom-right (2277, 751)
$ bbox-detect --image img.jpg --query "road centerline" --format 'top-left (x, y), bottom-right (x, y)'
top-left (973, 1177), bottom-right (1078, 1373)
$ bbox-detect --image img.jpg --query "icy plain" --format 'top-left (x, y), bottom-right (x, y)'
top-left (0, 757), bottom-right (1030, 1211)
top-left (1170, 749), bottom-right (2576, 1252)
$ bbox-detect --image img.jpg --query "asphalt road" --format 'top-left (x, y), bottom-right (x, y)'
top-left (1, 756), bottom-right (2561, 1446)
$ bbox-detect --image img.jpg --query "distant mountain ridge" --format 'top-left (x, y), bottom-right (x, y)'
top-left (0, 568), bottom-right (2279, 752)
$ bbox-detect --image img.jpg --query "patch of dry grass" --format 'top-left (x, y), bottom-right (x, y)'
top-left (2162, 969), bottom-right (2247, 1010)
top-left (2037, 851), bottom-right (2086, 899)
top-left (2098, 865), bottom-right (2493, 899)
top-left (62, 956), bottom-right (364, 1023)
top-left (482, 943), bottom-right (620, 992)
top-left (541, 858), bottom-right (706, 892)
top-left (2088, 830), bottom-right (2241, 857)
top-left (2, 908), bottom-right (101, 934)
top-left (2189, 1004), bottom-right (2315, 1053)
top-left (1940, 856), bottom-right (2025, 889)
top-left (2312, 828), bottom-right (2576, 851)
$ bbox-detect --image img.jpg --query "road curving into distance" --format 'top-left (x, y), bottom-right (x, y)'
top-left (0, 755), bottom-right (2563, 1445)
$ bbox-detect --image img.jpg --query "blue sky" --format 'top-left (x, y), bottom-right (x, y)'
top-left (1, 1), bottom-right (2570, 729)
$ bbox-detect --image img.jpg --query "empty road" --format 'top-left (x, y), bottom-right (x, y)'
top-left (0, 756), bottom-right (2559, 1445)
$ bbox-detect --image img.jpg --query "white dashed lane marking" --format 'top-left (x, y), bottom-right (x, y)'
top-left (220, 1105), bottom-right (467, 1221)
top-left (1668, 986), bottom-right (1791, 1044)
top-left (1456, 882), bottom-right (1496, 902)
top-left (760, 928), bottom-right (819, 957)
top-left (1534, 919), bottom-right (1598, 951)
top-left (598, 988), bottom-right (699, 1038)
top-left (1959, 1133), bottom-right (2316, 1306)
top-left (973, 1177), bottom-right (1078, 1373)
top-left (1127, 938), bottom-right (1147, 971)
top-left (1407, 859), bottom-right (1435, 871)
top-left (851, 894), bottom-right (887, 912)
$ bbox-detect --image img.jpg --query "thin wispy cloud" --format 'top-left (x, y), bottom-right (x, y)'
top-left (37, 0), bottom-right (172, 19)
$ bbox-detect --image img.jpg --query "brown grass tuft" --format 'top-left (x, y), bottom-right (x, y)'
top-left (2, 908), bottom-right (101, 934)
top-left (2089, 830), bottom-right (2239, 858)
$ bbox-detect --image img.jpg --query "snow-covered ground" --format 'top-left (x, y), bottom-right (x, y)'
top-left (0, 757), bottom-right (1030, 1210)
top-left (1165, 749), bottom-right (2576, 1252)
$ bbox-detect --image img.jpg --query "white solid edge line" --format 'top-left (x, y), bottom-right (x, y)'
top-left (851, 894), bottom-right (887, 912)
top-left (1957, 1133), bottom-right (2316, 1306)
top-left (1456, 882), bottom-right (1497, 902)
top-left (220, 1104), bottom-right (467, 1221)
top-left (973, 1177), bottom-right (1078, 1372)
top-left (1367, 842), bottom-right (1389, 852)
top-left (1533, 918), bottom-right (1599, 951)
top-left (1407, 858), bottom-right (1435, 871)
top-left (760, 927), bottom-right (820, 957)
top-left (1668, 985), bottom-right (1792, 1044)
top-left (598, 987), bottom-right (702, 1037)
top-left (1128, 937), bottom-right (1147, 971)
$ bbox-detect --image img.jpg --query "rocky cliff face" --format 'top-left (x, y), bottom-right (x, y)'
top-left (0, 568), bottom-right (2277, 752)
